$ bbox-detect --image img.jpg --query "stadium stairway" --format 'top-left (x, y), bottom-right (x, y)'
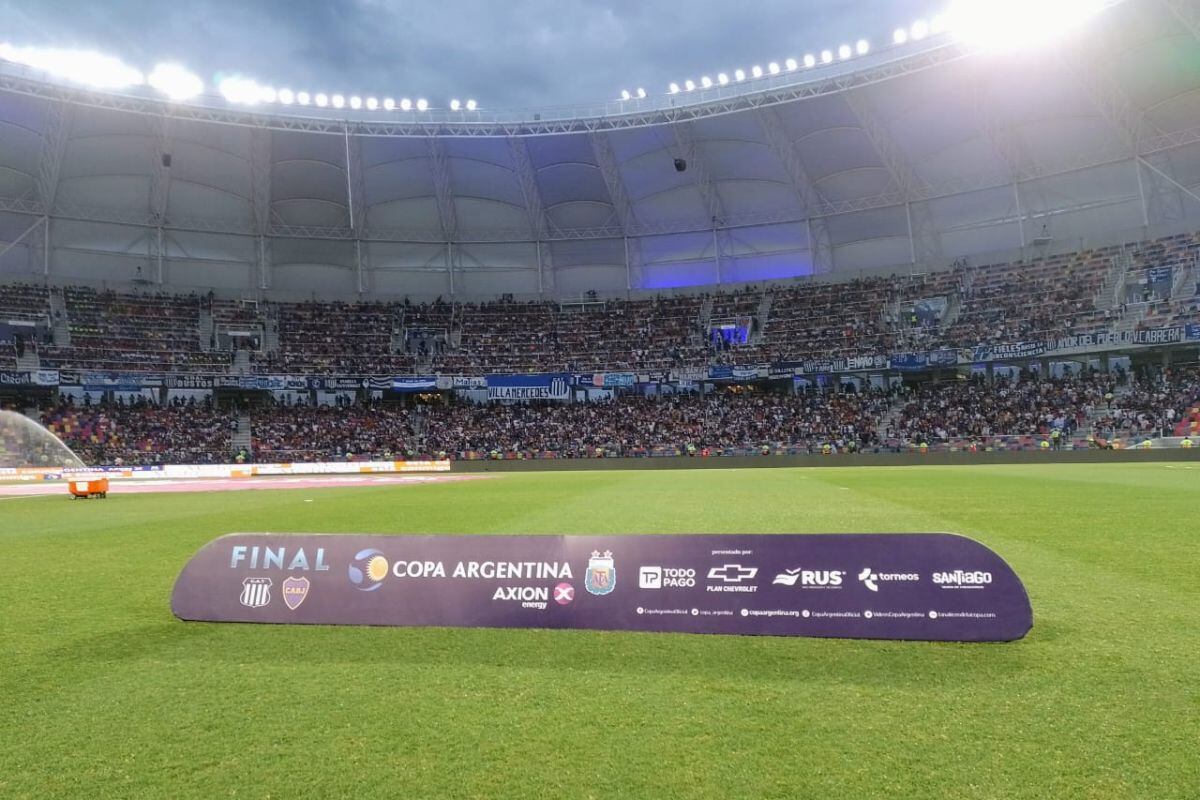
top-left (231, 349), bottom-right (251, 375)
top-left (15, 349), bottom-right (39, 370)
top-left (198, 309), bottom-right (214, 351)
top-left (232, 413), bottom-right (252, 455)
top-left (49, 288), bottom-right (70, 347)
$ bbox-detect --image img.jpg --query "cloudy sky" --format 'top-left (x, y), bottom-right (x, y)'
top-left (0, 0), bottom-right (935, 108)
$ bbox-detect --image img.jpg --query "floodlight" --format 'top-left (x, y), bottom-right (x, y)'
top-left (278, 88), bottom-right (294, 104)
top-left (856, 39), bottom-right (870, 55)
top-left (260, 86), bottom-right (277, 103)
top-left (635, 89), bottom-right (645, 99)
top-left (803, 54), bottom-right (816, 68)
top-left (821, 50), bottom-right (834, 64)
top-left (332, 94), bottom-right (345, 108)
top-left (315, 92), bottom-right (328, 107)
top-left (9, 46), bottom-right (144, 89)
top-left (785, 58), bottom-right (798, 71)
top-left (912, 19), bottom-right (929, 40)
top-left (219, 77), bottom-right (261, 105)
top-left (349, 95), bottom-right (362, 109)
top-left (751, 65), bottom-right (763, 78)
top-left (400, 98), bottom-right (412, 110)
top-left (451, 98), bottom-right (462, 109)
top-left (931, 14), bottom-right (948, 34)
top-left (669, 82), bottom-right (680, 94)
top-left (466, 98), bottom-right (478, 110)
top-left (734, 69), bottom-right (745, 81)
top-left (383, 97), bottom-right (395, 110)
top-left (366, 97), bottom-right (378, 110)
top-left (894, 28), bottom-right (908, 44)
top-left (620, 90), bottom-right (631, 101)
top-left (416, 98), bottom-right (428, 111)
top-left (838, 44), bottom-right (852, 60)
top-left (701, 76), bottom-right (712, 88)
top-left (147, 63), bottom-right (202, 101)
top-left (768, 62), bottom-right (780, 75)
top-left (684, 79), bottom-right (695, 91)
top-left (945, 0), bottom-right (1104, 52)
top-left (297, 91), bottom-right (311, 105)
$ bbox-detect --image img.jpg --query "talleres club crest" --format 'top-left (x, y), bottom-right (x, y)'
top-left (585, 550), bottom-right (616, 596)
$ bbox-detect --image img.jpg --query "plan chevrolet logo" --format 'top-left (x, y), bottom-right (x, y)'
top-left (707, 564), bottom-right (758, 583)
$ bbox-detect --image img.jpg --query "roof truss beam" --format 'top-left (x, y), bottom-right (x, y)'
top-left (426, 138), bottom-right (457, 239)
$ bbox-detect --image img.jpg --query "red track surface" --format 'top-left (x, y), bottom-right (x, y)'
top-left (0, 473), bottom-right (487, 498)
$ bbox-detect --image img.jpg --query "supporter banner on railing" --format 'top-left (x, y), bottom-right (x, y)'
top-left (307, 377), bottom-right (364, 390)
top-left (889, 353), bottom-right (929, 371)
top-left (0, 370), bottom-right (33, 385)
top-left (487, 373), bottom-right (570, 401)
top-left (172, 532), bottom-right (1033, 642)
top-left (580, 372), bottom-right (636, 388)
top-left (1187, 323), bottom-right (1200, 341)
top-left (164, 374), bottom-right (214, 389)
top-left (1133, 327), bottom-right (1184, 345)
top-left (971, 341), bottom-right (1047, 362)
top-left (367, 376), bottom-right (393, 390)
top-left (392, 376), bottom-right (438, 392)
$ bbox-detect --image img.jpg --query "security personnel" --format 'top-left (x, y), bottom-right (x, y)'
top-left (761, 444), bottom-right (771, 456)
top-left (1040, 439), bottom-right (1050, 450)
top-left (918, 441), bottom-right (929, 454)
top-left (822, 442), bottom-right (832, 456)
top-left (1050, 428), bottom-right (1062, 450)
top-left (1140, 438), bottom-right (1153, 450)
top-left (1182, 437), bottom-right (1194, 449)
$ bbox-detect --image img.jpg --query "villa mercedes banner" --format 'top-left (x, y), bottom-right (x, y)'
top-left (172, 533), bottom-right (1033, 642)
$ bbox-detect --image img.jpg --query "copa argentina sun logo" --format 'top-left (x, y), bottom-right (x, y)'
top-left (348, 548), bottom-right (389, 591)
top-left (584, 550), bottom-right (616, 596)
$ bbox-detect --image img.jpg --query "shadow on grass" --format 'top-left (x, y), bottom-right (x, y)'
top-left (26, 616), bottom-right (1050, 692)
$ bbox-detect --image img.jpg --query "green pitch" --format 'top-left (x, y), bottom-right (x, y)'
top-left (2, 464), bottom-right (1197, 799)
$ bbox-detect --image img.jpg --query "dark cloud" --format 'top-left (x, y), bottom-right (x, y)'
top-left (0, 0), bottom-right (934, 108)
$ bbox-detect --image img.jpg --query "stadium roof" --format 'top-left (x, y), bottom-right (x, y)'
top-left (1, 0), bottom-right (1200, 299)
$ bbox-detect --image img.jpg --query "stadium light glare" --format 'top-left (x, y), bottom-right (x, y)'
top-left (278, 88), bottom-right (294, 104)
top-left (451, 98), bottom-right (462, 110)
top-left (856, 39), bottom-right (870, 55)
top-left (147, 63), bottom-right (202, 101)
top-left (400, 98), bottom-right (412, 110)
top-left (669, 82), bottom-right (680, 94)
top-left (912, 19), bottom-right (929, 40)
top-left (260, 86), bottom-right (277, 103)
top-left (751, 65), bottom-right (763, 78)
top-left (383, 97), bottom-right (395, 110)
top-left (684, 79), bottom-right (696, 91)
top-left (734, 69), bottom-right (745, 81)
top-left (466, 98), bottom-right (478, 109)
top-left (894, 28), bottom-right (909, 44)
top-left (785, 58), bottom-right (798, 71)
top-left (635, 88), bottom-right (645, 99)
top-left (332, 94), bottom-right (345, 108)
top-left (219, 76), bottom-right (262, 105)
top-left (931, 14), bottom-right (948, 34)
top-left (297, 91), bottom-right (310, 105)
top-left (838, 44), bottom-right (852, 60)
top-left (945, 0), bottom-right (1104, 52)
top-left (700, 76), bottom-right (712, 88)
top-left (821, 50), bottom-right (834, 64)
top-left (366, 96), bottom-right (378, 110)
top-left (349, 95), bottom-right (362, 109)
top-left (767, 62), bottom-right (780, 74)
top-left (4, 45), bottom-right (144, 89)
top-left (314, 93), bottom-right (328, 107)
top-left (717, 73), bottom-right (729, 85)
top-left (620, 90), bottom-right (631, 101)
top-left (803, 54), bottom-right (816, 68)
top-left (416, 98), bottom-right (428, 111)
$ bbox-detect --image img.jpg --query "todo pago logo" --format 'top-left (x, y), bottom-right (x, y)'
top-left (585, 550), bottom-right (616, 595)
top-left (348, 548), bottom-right (390, 591)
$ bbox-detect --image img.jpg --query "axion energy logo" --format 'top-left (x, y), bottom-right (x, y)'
top-left (173, 533), bottom-right (1033, 642)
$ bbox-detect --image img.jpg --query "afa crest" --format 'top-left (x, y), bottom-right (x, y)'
top-left (585, 550), bottom-right (616, 596)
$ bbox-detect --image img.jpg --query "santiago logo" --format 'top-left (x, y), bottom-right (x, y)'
top-left (348, 549), bottom-right (390, 591)
top-left (585, 550), bottom-right (616, 596)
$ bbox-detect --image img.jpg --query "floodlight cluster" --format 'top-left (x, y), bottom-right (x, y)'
top-left (660, 34), bottom-right (873, 98)
top-left (0, 42), bottom-right (476, 111)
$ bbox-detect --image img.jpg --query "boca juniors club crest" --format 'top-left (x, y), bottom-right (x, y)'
top-left (585, 550), bottom-right (616, 596)
top-left (281, 576), bottom-right (310, 610)
top-left (239, 577), bottom-right (273, 608)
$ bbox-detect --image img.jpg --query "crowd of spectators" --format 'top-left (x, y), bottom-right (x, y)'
top-left (250, 403), bottom-right (417, 462)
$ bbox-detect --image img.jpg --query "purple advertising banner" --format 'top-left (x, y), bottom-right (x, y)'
top-left (172, 533), bottom-right (1033, 642)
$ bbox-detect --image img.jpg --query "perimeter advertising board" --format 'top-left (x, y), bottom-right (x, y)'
top-left (173, 533), bottom-right (1032, 642)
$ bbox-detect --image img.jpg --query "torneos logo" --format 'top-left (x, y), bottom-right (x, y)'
top-left (857, 567), bottom-right (920, 592)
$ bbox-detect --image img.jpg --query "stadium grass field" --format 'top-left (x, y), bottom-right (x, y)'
top-left (2, 463), bottom-right (1197, 799)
